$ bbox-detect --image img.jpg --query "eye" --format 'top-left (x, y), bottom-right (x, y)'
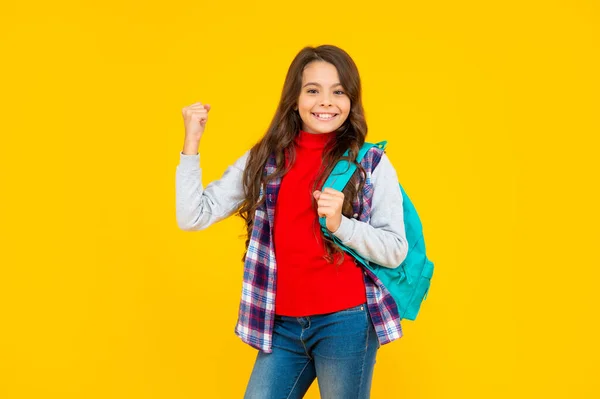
top-left (334, 90), bottom-right (345, 95)
top-left (307, 89), bottom-right (318, 94)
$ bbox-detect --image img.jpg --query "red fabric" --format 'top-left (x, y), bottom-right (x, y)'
top-left (273, 130), bottom-right (367, 317)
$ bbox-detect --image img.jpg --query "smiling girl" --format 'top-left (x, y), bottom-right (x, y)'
top-left (176, 45), bottom-right (408, 399)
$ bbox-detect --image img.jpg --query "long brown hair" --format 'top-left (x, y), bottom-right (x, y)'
top-left (236, 45), bottom-right (368, 265)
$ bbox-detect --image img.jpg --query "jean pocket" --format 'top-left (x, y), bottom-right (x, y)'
top-left (315, 304), bottom-right (370, 358)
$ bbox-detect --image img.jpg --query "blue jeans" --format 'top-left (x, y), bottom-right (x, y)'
top-left (244, 303), bottom-right (380, 399)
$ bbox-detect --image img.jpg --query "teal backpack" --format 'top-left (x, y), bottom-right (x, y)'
top-left (319, 141), bottom-right (434, 321)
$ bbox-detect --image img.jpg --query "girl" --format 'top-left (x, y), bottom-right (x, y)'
top-left (176, 45), bottom-right (408, 399)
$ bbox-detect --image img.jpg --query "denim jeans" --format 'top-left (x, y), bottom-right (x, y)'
top-left (244, 303), bottom-right (380, 399)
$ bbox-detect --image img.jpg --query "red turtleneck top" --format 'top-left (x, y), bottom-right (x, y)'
top-left (273, 130), bottom-right (367, 316)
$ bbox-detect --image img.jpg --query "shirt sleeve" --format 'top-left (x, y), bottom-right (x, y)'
top-left (175, 150), bottom-right (250, 231)
top-left (330, 152), bottom-right (409, 268)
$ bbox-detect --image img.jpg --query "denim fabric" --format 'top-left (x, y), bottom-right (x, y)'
top-left (244, 304), bottom-right (380, 399)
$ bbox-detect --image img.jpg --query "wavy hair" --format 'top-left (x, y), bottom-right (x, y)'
top-left (236, 45), bottom-right (368, 265)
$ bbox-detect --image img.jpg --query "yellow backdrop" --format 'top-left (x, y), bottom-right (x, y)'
top-left (1, 1), bottom-right (598, 398)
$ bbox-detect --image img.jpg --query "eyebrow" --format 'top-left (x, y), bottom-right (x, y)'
top-left (302, 82), bottom-right (343, 88)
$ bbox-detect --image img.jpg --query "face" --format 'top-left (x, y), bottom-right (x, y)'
top-left (296, 61), bottom-right (351, 134)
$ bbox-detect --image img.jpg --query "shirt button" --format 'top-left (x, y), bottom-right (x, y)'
top-left (353, 213), bottom-right (359, 218)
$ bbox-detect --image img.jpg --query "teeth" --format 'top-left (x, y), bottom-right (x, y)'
top-left (314, 113), bottom-right (336, 120)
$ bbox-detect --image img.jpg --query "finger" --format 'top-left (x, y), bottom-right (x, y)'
top-left (183, 106), bottom-right (204, 114)
top-left (318, 193), bottom-right (342, 202)
top-left (187, 102), bottom-right (207, 110)
top-left (316, 198), bottom-right (338, 206)
top-left (313, 190), bottom-right (321, 200)
top-left (190, 103), bottom-right (211, 112)
top-left (322, 189), bottom-right (344, 199)
top-left (317, 206), bottom-right (340, 216)
top-left (322, 188), bottom-right (342, 195)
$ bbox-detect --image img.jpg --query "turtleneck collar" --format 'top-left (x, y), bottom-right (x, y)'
top-left (294, 129), bottom-right (336, 149)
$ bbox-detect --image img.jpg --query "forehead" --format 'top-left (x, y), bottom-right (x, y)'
top-left (302, 61), bottom-right (340, 84)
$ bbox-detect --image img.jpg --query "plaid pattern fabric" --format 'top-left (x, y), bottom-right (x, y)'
top-left (234, 146), bottom-right (403, 353)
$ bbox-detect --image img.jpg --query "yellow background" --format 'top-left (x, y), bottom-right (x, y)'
top-left (1, 1), bottom-right (598, 398)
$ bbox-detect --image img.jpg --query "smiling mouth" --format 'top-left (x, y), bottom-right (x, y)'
top-left (312, 113), bottom-right (338, 121)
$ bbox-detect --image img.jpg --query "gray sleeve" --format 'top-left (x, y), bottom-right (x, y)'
top-left (175, 150), bottom-right (250, 231)
top-left (331, 152), bottom-right (409, 268)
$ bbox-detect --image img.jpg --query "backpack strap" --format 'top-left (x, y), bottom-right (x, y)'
top-left (318, 141), bottom-right (387, 230)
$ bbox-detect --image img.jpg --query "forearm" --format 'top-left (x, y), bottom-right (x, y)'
top-left (331, 152), bottom-right (408, 268)
top-left (332, 214), bottom-right (407, 268)
top-left (175, 150), bottom-right (248, 231)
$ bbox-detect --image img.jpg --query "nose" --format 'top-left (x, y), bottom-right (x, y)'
top-left (319, 92), bottom-right (333, 107)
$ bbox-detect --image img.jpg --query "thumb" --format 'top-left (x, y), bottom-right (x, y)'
top-left (204, 104), bottom-right (211, 112)
top-left (313, 190), bottom-right (321, 200)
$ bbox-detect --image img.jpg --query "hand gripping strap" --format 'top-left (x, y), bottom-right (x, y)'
top-left (318, 141), bottom-right (387, 230)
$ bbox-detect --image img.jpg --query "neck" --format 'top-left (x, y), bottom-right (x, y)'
top-left (294, 129), bottom-right (336, 149)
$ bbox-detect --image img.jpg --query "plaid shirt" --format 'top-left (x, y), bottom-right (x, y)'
top-left (234, 146), bottom-right (403, 353)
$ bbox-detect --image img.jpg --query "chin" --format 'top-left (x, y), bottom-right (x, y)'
top-left (304, 124), bottom-right (343, 134)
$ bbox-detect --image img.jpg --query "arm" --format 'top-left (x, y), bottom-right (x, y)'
top-left (331, 152), bottom-right (408, 268)
top-left (175, 150), bottom-right (250, 231)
